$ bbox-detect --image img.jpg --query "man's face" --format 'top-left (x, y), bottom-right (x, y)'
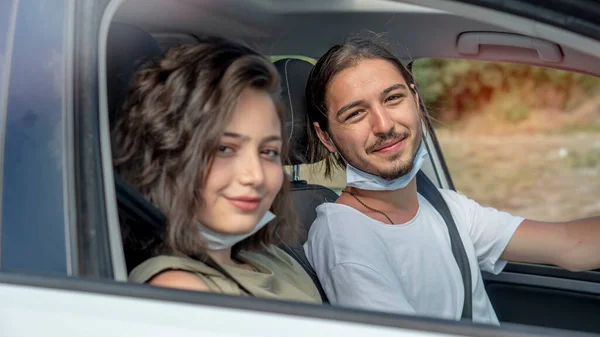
top-left (316, 58), bottom-right (422, 180)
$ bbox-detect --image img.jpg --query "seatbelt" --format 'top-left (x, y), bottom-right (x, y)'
top-left (416, 171), bottom-right (473, 320)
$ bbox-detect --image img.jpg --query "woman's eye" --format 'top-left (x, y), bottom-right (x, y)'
top-left (218, 145), bottom-right (234, 154)
top-left (262, 149), bottom-right (280, 158)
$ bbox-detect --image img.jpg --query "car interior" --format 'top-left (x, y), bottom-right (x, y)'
top-left (103, 0), bottom-right (600, 334)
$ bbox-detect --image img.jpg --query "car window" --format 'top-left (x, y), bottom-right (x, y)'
top-left (0, 0), bottom-right (68, 274)
top-left (0, 1), bottom-right (16, 94)
top-left (0, 0), bottom-right (17, 143)
top-left (0, 0), bottom-right (17, 266)
top-left (412, 58), bottom-right (600, 222)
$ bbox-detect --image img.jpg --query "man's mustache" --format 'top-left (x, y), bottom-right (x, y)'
top-left (366, 130), bottom-right (410, 153)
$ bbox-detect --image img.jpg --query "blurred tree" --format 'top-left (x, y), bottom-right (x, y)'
top-left (412, 58), bottom-right (600, 123)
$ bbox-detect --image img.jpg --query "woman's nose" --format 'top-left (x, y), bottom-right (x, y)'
top-left (238, 152), bottom-right (265, 187)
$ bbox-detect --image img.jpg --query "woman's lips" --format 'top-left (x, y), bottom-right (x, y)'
top-left (227, 196), bottom-right (261, 211)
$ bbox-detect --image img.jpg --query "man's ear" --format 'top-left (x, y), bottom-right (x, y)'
top-left (410, 83), bottom-right (420, 107)
top-left (313, 122), bottom-right (337, 153)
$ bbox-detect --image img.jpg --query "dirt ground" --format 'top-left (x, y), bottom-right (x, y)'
top-left (437, 130), bottom-right (600, 222)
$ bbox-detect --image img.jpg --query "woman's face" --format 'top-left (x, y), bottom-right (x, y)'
top-left (198, 87), bottom-right (284, 235)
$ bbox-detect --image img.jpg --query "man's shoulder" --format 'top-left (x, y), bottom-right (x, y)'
top-left (423, 188), bottom-right (475, 212)
top-left (314, 203), bottom-right (373, 228)
top-left (316, 202), bottom-right (359, 215)
top-left (310, 202), bottom-right (378, 241)
top-left (306, 203), bottom-right (389, 268)
top-left (435, 188), bottom-right (465, 201)
top-left (315, 202), bottom-right (359, 222)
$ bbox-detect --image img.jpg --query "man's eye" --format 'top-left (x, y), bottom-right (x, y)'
top-left (345, 111), bottom-right (361, 121)
top-left (387, 95), bottom-right (402, 102)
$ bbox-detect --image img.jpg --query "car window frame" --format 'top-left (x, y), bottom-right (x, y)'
top-left (0, 0), bottom-right (75, 275)
top-left (92, 0), bottom-right (600, 336)
top-left (0, 0), bottom-right (19, 268)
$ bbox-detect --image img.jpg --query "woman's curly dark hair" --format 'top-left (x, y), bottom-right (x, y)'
top-left (112, 37), bottom-right (300, 260)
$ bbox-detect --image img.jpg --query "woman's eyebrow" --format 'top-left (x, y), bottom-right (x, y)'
top-left (223, 132), bottom-right (249, 141)
top-left (223, 132), bottom-right (282, 143)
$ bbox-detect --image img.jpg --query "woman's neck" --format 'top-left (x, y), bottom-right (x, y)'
top-left (206, 248), bottom-right (235, 266)
top-left (206, 248), bottom-right (255, 271)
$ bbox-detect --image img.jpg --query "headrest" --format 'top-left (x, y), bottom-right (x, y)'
top-left (106, 23), bottom-right (163, 126)
top-left (274, 58), bottom-right (316, 165)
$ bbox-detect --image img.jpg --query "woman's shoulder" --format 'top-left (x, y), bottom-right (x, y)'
top-left (245, 244), bottom-right (306, 270)
top-left (242, 244), bottom-right (321, 300)
top-left (129, 254), bottom-right (220, 284)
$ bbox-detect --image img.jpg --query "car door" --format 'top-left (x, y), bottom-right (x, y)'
top-left (1, 0), bottom-right (599, 336)
top-left (412, 0), bottom-right (600, 334)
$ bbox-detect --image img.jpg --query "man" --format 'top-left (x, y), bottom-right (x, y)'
top-left (302, 38), bottom-right (600, 325)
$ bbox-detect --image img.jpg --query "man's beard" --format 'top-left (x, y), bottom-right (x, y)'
top-left (335, 129), bottom-right (419, 181)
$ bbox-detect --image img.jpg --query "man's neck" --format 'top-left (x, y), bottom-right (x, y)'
top-left (343, 177), bottom-right (419, 213)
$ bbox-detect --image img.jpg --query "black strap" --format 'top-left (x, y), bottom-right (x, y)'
top-left (279, 243), bottom-right (329, 303)
top-left (416, 171), bottom-right (473, 320)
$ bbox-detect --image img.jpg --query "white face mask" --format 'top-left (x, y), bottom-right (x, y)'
top-left (345, 142), bottom-right (429, 191)
top-left (198, 211), bottom-right (276, 250)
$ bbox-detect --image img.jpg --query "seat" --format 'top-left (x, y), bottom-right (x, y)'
top-left (274, 58), bottom-right (338, 302)
top-left (106, 23), bottom-right (163, 126)
top-left (273, 58), bottom-right (340, 230)
top-left (106, 23), bottom-right (165, 272)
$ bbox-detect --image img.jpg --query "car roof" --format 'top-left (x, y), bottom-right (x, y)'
top-left (112, 0), bottom-right (600, 76)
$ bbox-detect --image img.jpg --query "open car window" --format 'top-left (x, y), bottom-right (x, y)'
top-left (96, 0), bottom-right (600, 336)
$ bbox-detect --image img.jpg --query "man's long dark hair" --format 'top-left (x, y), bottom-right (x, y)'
top-left (305, 37), bottom-right (417, 179)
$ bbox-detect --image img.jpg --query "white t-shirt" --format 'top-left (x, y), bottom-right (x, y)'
top-left (303, 189), bottom-right (524, 325)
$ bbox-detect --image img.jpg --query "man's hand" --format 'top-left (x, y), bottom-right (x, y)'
top-left (501, 217), bottom-right (600, 272)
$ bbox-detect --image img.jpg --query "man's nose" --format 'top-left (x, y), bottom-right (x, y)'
top-left (370, 104), bottom-right (394, 135)
top-left (238, 152), bottom-right (265, 187)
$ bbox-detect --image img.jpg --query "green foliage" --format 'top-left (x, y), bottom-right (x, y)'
top-left (568, 148), bottom-right (600, 169)
top-left (412, 58), bottom-right (600, 123)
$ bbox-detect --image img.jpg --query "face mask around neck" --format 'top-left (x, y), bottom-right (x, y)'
top-left (198, 210), bottom-right (276, 250)
top-left (345, 142), bottom-right (429, 191)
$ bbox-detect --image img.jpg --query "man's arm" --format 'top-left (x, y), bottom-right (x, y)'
top-left (501, 217), bottom-right (600, 272)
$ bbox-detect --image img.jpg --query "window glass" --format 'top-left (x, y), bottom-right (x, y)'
top-left (0, 1), bottom-right (16, 97)
top-left (1, 0), bottom-right (68, 274)
top-left (0, 0), bottom-right (17, 264)
top-left (413, 58), bottom-right (600, 221)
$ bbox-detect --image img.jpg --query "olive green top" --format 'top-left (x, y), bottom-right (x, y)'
top-left (129, 244), bottom-right (321, 304)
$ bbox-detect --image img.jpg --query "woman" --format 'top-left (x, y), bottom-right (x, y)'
top-left (111, 36), bottom-right (321, 303)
